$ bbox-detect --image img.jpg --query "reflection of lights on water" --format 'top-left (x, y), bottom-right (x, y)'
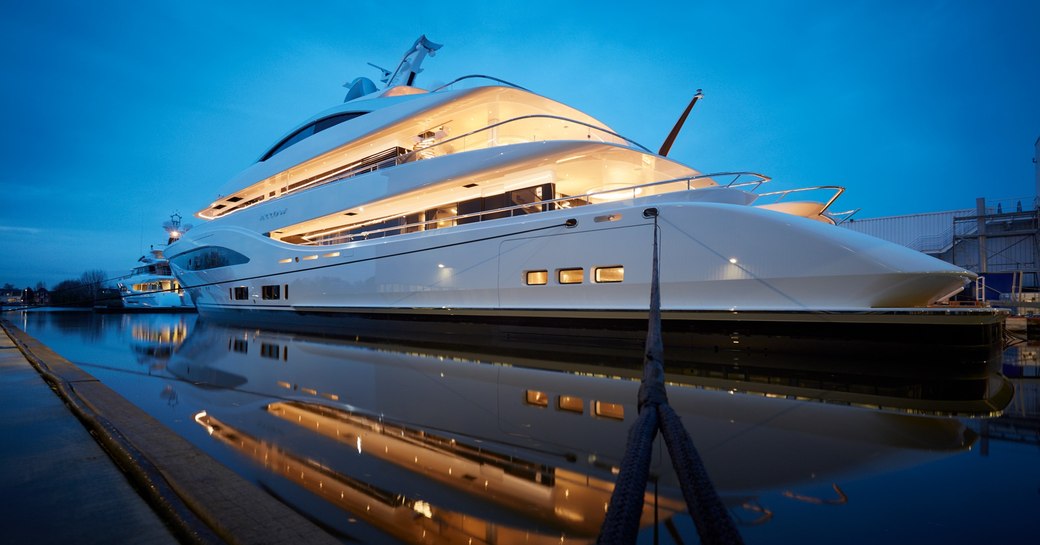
top-left (412, 500), bottom-right (433, 519)
top-left (194, 410), bottom-right (214, 435)
top-left (356, 436), bottom-right (362, 454)
top-left (132, 322), bottom-right (189, 344)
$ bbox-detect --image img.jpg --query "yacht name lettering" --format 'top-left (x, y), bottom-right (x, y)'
top-left (259, 209), bottom-right (287, 222)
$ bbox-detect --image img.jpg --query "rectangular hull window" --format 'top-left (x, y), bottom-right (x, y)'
top-left (558, 395), bottom-right (584, 414)
top-left (594, 401), bottom-right (625, 420)
top-left (262, 285), bottom-right (281, 300)
top-left (525, 390), bottom-right (549, 407)
top-left (558, 268), bottom-right (584, 284)
top-left (525, 270), bottom-right (548, 285)
top-left (594, 266), bottom-right (624, 283)
top-left (233, 287), bottom-right (249, 300)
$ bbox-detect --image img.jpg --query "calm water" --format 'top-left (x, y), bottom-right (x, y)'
top-left (8, 309), bottom-right (1040, 544)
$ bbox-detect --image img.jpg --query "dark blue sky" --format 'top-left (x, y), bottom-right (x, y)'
top-left (2, 1), bottom-right (1038, 289)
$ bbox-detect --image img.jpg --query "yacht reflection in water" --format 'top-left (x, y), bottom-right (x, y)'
top-left (127, 314), bottom-right (191, 370)
top-left (168, 321), bottom-right (1011, 542)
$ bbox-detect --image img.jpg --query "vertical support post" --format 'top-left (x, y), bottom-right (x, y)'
top-left (976, 197), bottom-right (988, 274)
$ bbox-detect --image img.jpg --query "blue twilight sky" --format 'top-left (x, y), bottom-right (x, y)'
top-left (1, 0), bottom-right (1038, 289)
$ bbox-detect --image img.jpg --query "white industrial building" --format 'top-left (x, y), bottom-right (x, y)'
top-left (842, 136), bottom-right (1040, 301)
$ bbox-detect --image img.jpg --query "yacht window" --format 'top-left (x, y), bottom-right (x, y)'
top-left (525, 270), bottom-right (548, 285)
top-left (171, 246), bottom-right (250, 271)
top-left (594, 266), bottom-right (624, 283)
top-left (283, 284), bottom-right (289, 299)
top-left (232, 287), bottom-right (249, 300)
top-left (260, 111), bottom-right (367, 161)
top-left (425, 206), bottom-right (458, 230)
top-left (480, 193), bottom-right (510, 221)
top-left (558, 268), bottom-right (584, 284)
top-left (261, 343), bottom-right (280, 359)
top-left (457, 198), bottom-right (482, 225)
top-left (400, 212), bottom-right (424, 234)
top-left (558, 395), bottom-right (584, 414)
top-left (509, 185), bottom-right (550, 215)
top-left (261, 285), bottom-right (280, 300)
top-left (304, 182), bottom-right (558, 245)
top-left (594, 401), bottom-right (625, 420)
top-left (525, 390), bottom-right (549, 407)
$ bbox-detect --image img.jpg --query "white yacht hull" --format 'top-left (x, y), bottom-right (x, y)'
top-left (122, 291), bottom-right (195, 311)
top-left (170, 193), bottom-right (1004, 363)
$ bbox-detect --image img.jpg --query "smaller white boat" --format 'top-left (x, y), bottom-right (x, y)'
top-left (111, 215), bottom-right (196, 312)
top-left (117, 248), bottom-right (194, 311)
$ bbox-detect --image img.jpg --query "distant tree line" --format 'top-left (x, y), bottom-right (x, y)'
top-left (1, 269), bottom-right (109, 307)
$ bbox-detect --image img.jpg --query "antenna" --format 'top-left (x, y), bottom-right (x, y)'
top-left (658, 89), bottom-right (704, 157)
top-left (366, 62), bottom-right (392, 83)
top-left (163, 212), bottom-right (192, 244)
top-left (343, 37), bottom-right (443, 102)
top-left (383, 35), bottom-right (442, 89)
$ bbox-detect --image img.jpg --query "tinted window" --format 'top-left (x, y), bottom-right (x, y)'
top-left (261, 112), bottom-right (366, 161)
top-left (170, 246), bottom-right (250, 271)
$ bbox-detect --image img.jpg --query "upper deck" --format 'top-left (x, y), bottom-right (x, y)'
top-left (199, 82), bottom-right (642, 220)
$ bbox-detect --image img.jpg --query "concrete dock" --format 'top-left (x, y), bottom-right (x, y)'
top-left (0, 318), bottom-right (342, 545)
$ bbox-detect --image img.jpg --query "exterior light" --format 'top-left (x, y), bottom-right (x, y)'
top-left (729, 258), bottom-right (738, 264)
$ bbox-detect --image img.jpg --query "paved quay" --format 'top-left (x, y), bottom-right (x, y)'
top-left (0, 317), bottom-right (342, 545)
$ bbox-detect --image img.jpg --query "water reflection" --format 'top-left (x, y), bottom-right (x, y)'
top-left (15, 310), bottom-right (195, 374)
top-left (156, 319), bottom-right (1005, 542)
top-left (9, 311), bottom-right (1023, 543)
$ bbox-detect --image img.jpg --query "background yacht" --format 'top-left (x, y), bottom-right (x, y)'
top-left (113, 215), bottom-right (195, 311)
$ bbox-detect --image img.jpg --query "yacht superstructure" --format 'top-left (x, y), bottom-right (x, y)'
top-left (166, 36), bottom-right (1004, 357)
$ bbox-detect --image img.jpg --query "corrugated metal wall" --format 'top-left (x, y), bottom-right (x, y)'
top-left (841, 209), bottom-right (973, 253)
top-left (841, 204), bottom-right (1040, 290)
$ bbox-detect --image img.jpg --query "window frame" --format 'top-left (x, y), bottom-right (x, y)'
top-left (593, 265), bottom-right (625, 283)
top-left (557, 268), bottom-right (584, 284)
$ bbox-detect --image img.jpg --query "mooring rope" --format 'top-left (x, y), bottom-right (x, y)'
top-left (596, 209), bottom-right (743, 545)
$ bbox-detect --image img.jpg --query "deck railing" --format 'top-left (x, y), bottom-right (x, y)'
top-left (396, 113), bottom-right (653, 160)
top-left (305, 171), bottom-right (770, 245)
